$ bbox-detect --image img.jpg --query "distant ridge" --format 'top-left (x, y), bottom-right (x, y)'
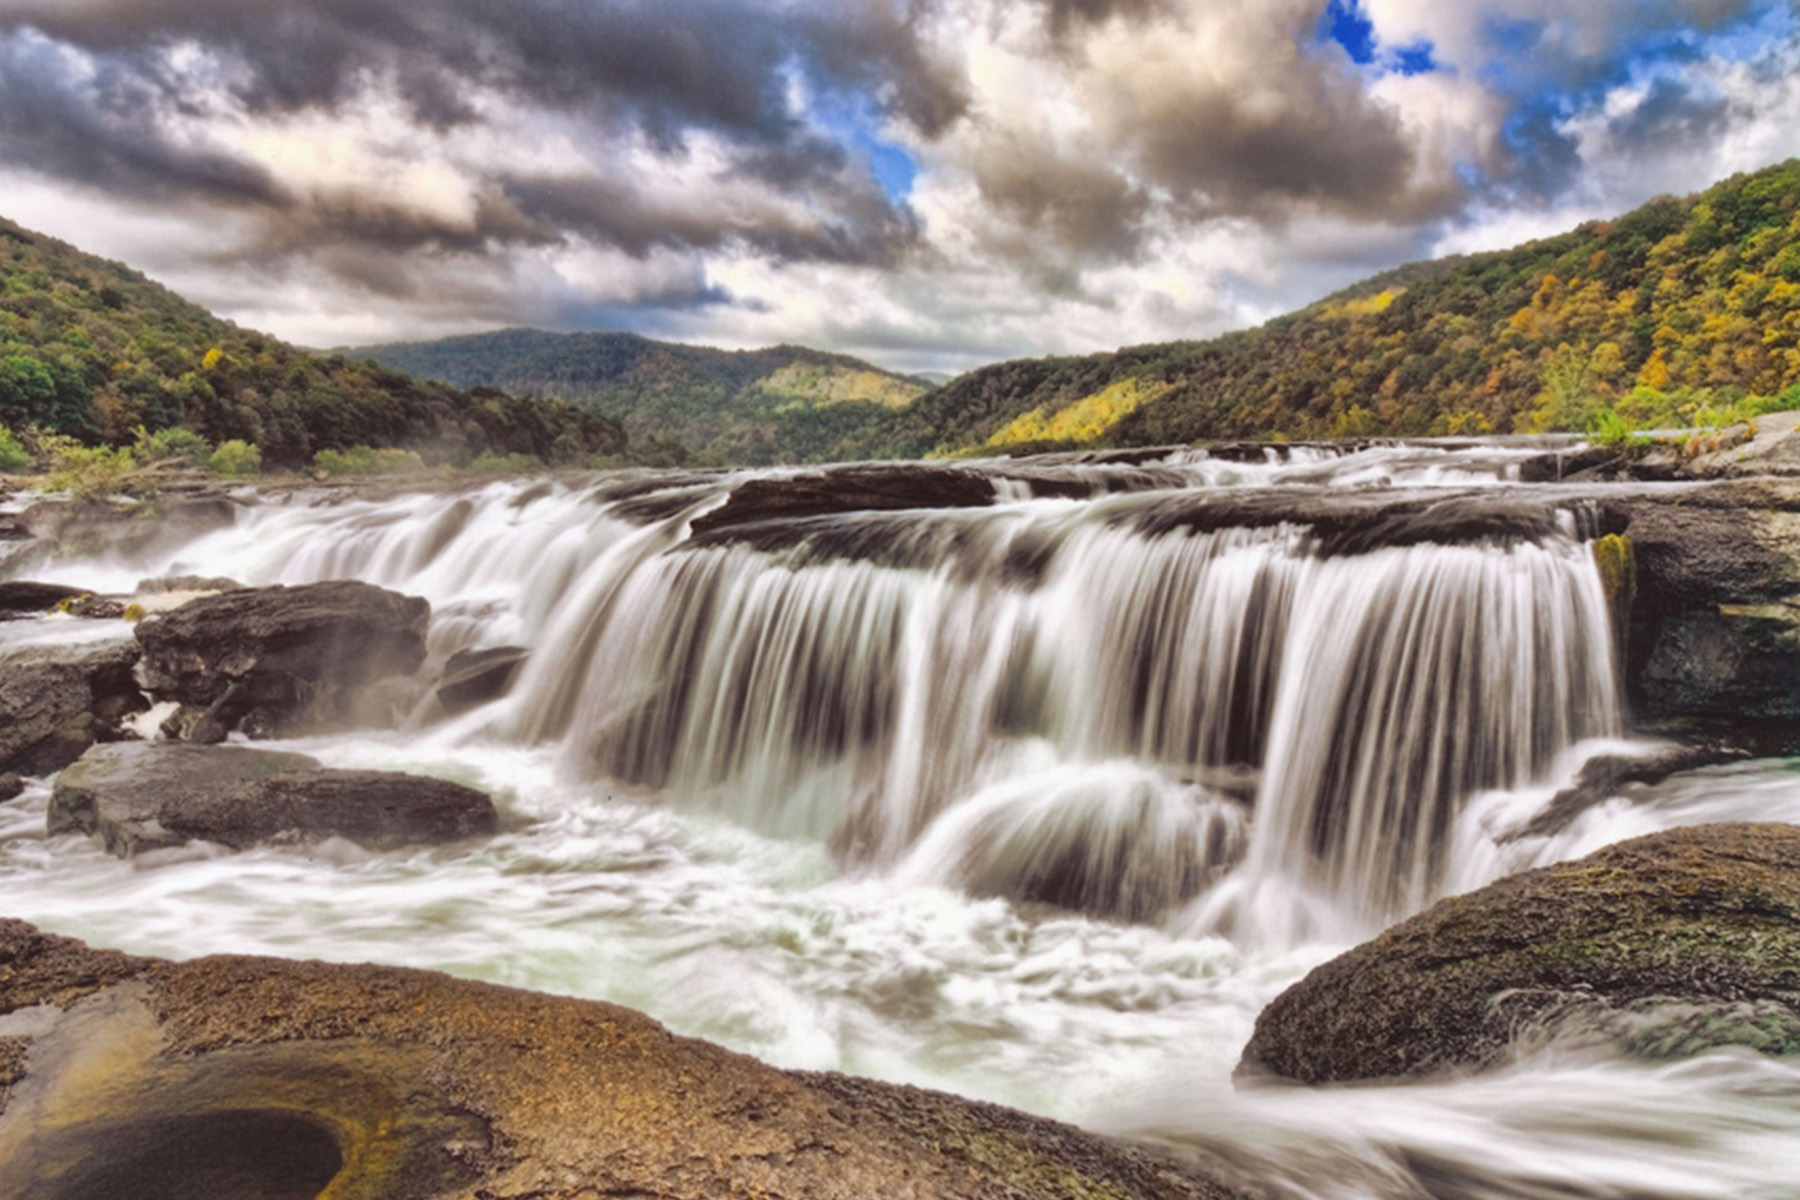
top-left (844, 158), bottom-right (1800, 460)
top-left (0, 218), bottom-right (625, 468)
top-left (360, 328), bottom-right (926, 465)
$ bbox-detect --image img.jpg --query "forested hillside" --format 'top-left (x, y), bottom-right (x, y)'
top-left (853, 159), bottom-right (1800, 459)
top-left (0, 219), bottom-right (626, 470)
top-left (361, 328), bottom-right (925, 465)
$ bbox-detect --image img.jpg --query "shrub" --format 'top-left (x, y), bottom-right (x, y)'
top-left (45, 444), bottom-right (136, 499)
top-left (207, 439), bottom-right (262, 478)
top-left (0, 424), bottom-right (28, 472)
top-left (312, 445), bottom-right (425, 476)
top-left (1585, 408), bottom-right (1636, 446)
top-left (134, 425), bottom-right (212, 462)
top-left (465, 451), bottom-right (545, 475)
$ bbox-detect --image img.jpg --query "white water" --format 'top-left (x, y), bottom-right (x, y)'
top-left (4, 442), bottom-right (1797, 1198)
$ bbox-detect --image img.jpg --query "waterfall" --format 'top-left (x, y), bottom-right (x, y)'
top-left (99, 453), bottom-right (1623, 938)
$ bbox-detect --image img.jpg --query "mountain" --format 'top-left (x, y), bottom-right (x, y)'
top-left (359, 328), bottom-right (926, 464)
top-left (0, 219), bottom-right (626, 469)
top-left (851, 159), bottom-right (1800, 459)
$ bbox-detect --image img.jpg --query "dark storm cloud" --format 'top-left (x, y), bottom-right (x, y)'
top-left (0, 34), bottom-right (283, 206)
top-left (0, 0), bottom-right (946, 273)
top-left (1608, 77), bottom-right (1734, 155)
top-left (1034, 0), bottom-right (1176, 38)
top-left (1136, 68), bottom-right (1436, 223)
top-left (0, 0), bottom-right (967, 149)
top-left (502, 167), bottom-right (919, 268)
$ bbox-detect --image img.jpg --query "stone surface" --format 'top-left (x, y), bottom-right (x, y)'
top-left (48, 743), bottom-right (497, 857)
top-left (0, 921), bottom-right (1246, 1200)
top-left (689, 464), bottom-right (998, 539)
top-left (435, 645), bottom-right (527, 715)
top-left (0, 775), bottom-right (22, 803)
top-left (0, 635), bottom-right (145, 776)
top-left (0, 581), bottom-right (90, 619)
top-left (133, 580), bottom-right (430, 738)
top-left (1240, 823), bottom-right (1800, 1085)
top-left (1596, 481), bottom-right (1800, 746)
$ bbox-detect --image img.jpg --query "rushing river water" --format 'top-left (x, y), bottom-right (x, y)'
top-left (4, 441), bottom-right (1799, 1198)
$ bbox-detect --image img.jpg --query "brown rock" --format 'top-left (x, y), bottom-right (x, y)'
top-left (1240, 823), bottom-right (1800, 1085)
top-left (0, 921), bottom-right (1246, 1200)
top-left (133, 581), bottom-right (430, 738)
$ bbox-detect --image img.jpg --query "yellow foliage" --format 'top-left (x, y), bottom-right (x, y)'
top-left (985, 378), bottom-right (1172, 448)
top-left (201, 347), bottom-right (223, 370)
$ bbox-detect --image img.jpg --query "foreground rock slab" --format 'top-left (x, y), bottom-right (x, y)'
top-left (0, 921), bottom-right (1245, 1200)
top-left (1240, 823), bottom-right (1800, 1085)
top-left (133, 580), bottom-right (429, 740)
top-left (48, 743), bottom-right (497, 856)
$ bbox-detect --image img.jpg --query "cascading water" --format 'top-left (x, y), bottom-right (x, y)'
top-left (5, 440), bottom-right (1795, 1199)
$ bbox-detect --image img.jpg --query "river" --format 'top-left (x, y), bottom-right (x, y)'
top-left (3, 442), bottom-right (1797, 1198)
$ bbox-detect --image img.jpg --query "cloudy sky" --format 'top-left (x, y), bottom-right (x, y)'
top-left (1, 0), bottom-right (1797, 374)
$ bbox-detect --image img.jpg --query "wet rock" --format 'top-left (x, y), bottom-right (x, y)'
top-left (0, 581), bottom-right (89, 620)
top-left (134, 574), bottom-right (244, 595)
top-left (0, 920), bottom-right (1248, 1200)
top-left (0, 775), bottom-right (22, 803)
top-left (1517, 444), bottom-right (1629, 483)
top-left (1127, 488), bottom-right (1565, 555)
top-left (14, 494), bottom-right (239, 574)
top-left (0, 635), bottom-right (145, 776)
top-left (1500, 742), bottom-right (1752, 843)
top-left (1685, 411), bottom-right (1800, 478)
top-left (1240, 823), bottom-right (1800, 1084)
top-left (690, 464), bottom-right (997, 539)
top-left (133, 581), bottom-right (430, 738)
top-left (48, 742), bottom-right (497, 856)
top-left (61, 593), bottom-right (126, 620)
top-left (1597, 480), bottom-right (1800, 745)
top-left (436, 645), bottom-right (528, 715)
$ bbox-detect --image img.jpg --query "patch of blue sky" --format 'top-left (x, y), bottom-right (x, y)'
top-left (1696, 0), bottom-right (1796, 63)
top-left (1315, 0), bottom-right (1437, 76)
top-left (808, 85), bottom-right (918, 204)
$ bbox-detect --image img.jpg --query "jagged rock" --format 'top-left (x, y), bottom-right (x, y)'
top-left (47, 742), bottom-right (497, 857)
top-left (133, 581), bottom-right (430, 738)
top-left (0, 920), bottom-right (1247, 1200)
top-left (0, 581), bottom-right (89, 619)
top-left (0, 635), bottom-right (145, 776)
top-left (1240, 824), bottom-right (1800, 1085)
top-left (436, 645), bottom-right (528, 714)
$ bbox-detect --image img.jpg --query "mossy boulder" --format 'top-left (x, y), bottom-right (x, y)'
top-left (0, 921), bottom-right (1246, 1200)
top-left (1240, 823), bottom-right (1800, 1084)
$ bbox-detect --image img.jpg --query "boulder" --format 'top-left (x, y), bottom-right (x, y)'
top-left (435, 645), bottom-right (528, 715)
top-left (0, 921), bottom-right (1247, 1200)
top-left (0, 775), bottom-right (22, 803)
top-left (1597, 481), bottom-right (1800, 748)
top-left (0, 581), bottom-right (89, 620)
top-left (133, 581), bottom-right (430, 738)
top-left (48, 743), bottom-right (498, 856)
top-left (0, 635), bottom-right (145, 776)
top-left (1240, 824), bottom-right (1800, 1085)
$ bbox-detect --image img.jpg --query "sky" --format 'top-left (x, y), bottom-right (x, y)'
top-left (1, 1), bottom-right (1797, 376)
